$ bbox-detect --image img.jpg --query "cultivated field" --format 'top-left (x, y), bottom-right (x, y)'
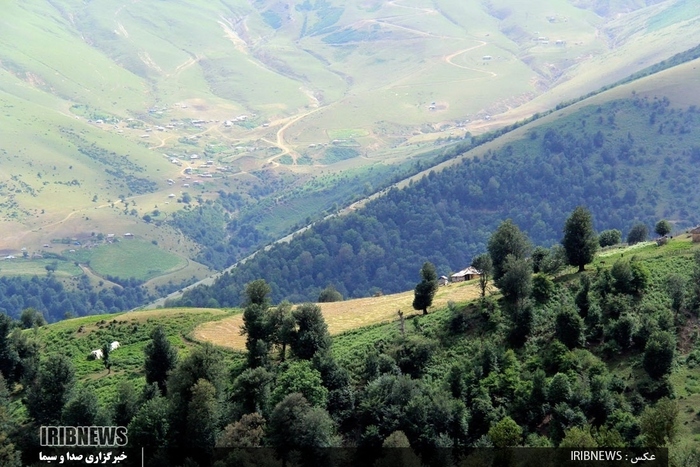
top-left (193, 279), bottom-right (482, 350)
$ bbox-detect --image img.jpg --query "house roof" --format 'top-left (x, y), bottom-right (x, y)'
top-left (451, 266), bottom-right (481, 278)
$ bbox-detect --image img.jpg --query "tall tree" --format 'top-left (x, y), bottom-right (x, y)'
top-left (101, 342), bottom-right (112, 374)
top-left (562, 206), bottom-right (598, 272)
top-left (186, 379), bottom-right (219, 457)
top-left (291, 303), bottom-right (331, 360)
top-left (487, 219), bottom-right (531, 280)
top-left (26, 354), bottom-right (75, 425)
top-left (144, 326), bottom-right (178, 395)
top-left (242, 279), bottom-right (273, 368)
top-left (471, 254), bottom-right (493, 299)
top-left (113, 381), bottom-right (140, 427)
top-left (412, 262), bottom-right (438, 315)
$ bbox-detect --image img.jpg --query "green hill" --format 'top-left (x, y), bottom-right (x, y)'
top-left (1, 0), bottom-right (700, 293)
top-left (171, 55), bottom-right (700, 306)
top-left (2, 225), bottom-right (699, 465)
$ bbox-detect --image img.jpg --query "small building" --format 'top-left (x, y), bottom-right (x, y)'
top-left (482, 55), bottom-right (492, 60)
top-left (438, 276), bottom-right (449, 286)
top-left (451, 266), bottom-right (482, 283)
top-left (124, 233), bottom-right (134, 238)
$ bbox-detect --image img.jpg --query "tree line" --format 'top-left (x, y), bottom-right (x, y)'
top-left (172, 96), bottom-right (700, 307)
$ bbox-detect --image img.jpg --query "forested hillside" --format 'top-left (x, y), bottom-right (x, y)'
top-left (174, 94), bottom-right (700, 306)
top-left (3, 219), bottom-right (699, 466)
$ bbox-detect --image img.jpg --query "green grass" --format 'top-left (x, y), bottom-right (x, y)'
top-left (30, 307), bottom-right (243, 403)
top-left (0, 257), bottom-right (82, 277)
top-left (70, 240), bottom-right (187, 281)
top-left (327, 129), bottom-right (370, 140)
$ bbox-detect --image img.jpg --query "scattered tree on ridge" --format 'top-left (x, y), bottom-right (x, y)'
top-left (487, 219), bottom-right (531, 280)
top-left (290, 303), bottom-right (331, 360)
top-left (626, 223), bottom-right (648, 245)
top-left (654, 220), bottom-right (672, 237)
top-left (562, 206), bottom-right (598, 272)
top-left (242, 280), bottom-right (273, 368)
top-left (318, 285), bottom-right (343, 303)
top-left (599, 229), bottom-right (622, 247)
top-left (495, 255), bottom-right (532, 307)
top-left (412, 262), bottom-right (438, 315)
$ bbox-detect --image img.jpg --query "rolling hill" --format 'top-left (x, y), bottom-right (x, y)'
top-left (1, 0), bottom-right (700, 297)
top-left (168, 52), bottom-right (700, 306)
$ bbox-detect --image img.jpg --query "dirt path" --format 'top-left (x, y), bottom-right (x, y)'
top-left (444, 41), bottom-right (497, 77)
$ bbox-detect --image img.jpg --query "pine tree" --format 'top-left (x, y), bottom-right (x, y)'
top-left (562, 206), bottom-right (598, 272)
top-left (487, 219), bottom-right (531, 280)
top-left (412, 262), bottom-right (438, 315)
top-left (144, 326), bottom-right (178, 395)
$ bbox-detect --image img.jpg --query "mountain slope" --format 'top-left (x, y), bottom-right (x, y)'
top-left (171, 56), bottom-right (700, 305)
top-left (1, 0), bottom-right (699, 264)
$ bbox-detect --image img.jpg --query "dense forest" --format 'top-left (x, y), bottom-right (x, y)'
top-left (0, 274), bottom-right (150, 323)
top-left (173, 96), bottom-right (700, 307)
top-left (2, 214), bottom-right (698, 466)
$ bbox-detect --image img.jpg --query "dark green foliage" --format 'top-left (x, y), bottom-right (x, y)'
top-left (531, 274), bottom-right (555, 304)
top-left (231, 367), bottom-right (273, 416)
top-left (144, 326), bottom-right (178, 395)
top-left (531, 246), bottom-right (549, 274)
top-left (548, 373), bottom-right (572, 405)
top-left (62, 385), bottom-right (100, 426)
top-left (291, 303), bottom-right (331, 360)
top-left (562, 206), bottom-right (598, 272)
top-left (241, 280), bottom-right (274, 367)
top-left (540, 245), bottom-right (568, 276)
top-left (0, 275), bottom-right (150, 323)
top-left (643, 331), bottom-right (675, 379)
top-left (555, 306), bottom-right (585, 349)
top-left (488, 220), bottom-right (531, 280)
top-left (19, 308), bottom-right (45, 329)
top-left (318, 285), bottom-right (343, 302)
top-left (412, 262), bottom-right (438, 315)
top-left (0, 315), bottom-right (19, 384)
top-left (127, 396), bottom-right (170, 448)
top-left (186, 379), bottom-right (219, 455)
top-left (488, 416), bottom-right (522, 447)
top-left (112, 381), bottom-right (140, 427)
top-left (627, 223), bottom-right (649, 245)
top-left (575, 275), bottom-right (592, 318)
top-left (242, 303), bottom-right (270, 368)
top-left (268, 393), bottom-right (338, 457)
top-left (389, 335), bottom-right (435, 378)
top-left (640, 397), bottom-right (679, 447)
top-left (655, 220), bottom-right (672, 237)
top-left (665, 274), bottom-right (686, 314)
top-left (0, 374), bottom-right (21, 466)
top-left (495, 255), bottom-right (532, 306)
top-left (245, 279), bottom-right (272, 307)
top-left (599, 229), bottom-right (622, 247)
top-left (472, 254), bottom-right (493, 298)
top-left (271, 361), bottom-right (328, 409)
top-left (611, 259), bottom-right (650, 295)
top-left (26, 354), bottom-right (75, 425)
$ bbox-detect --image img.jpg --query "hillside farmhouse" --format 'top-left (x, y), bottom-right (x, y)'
top-left (451, 266), bottom-right (482, 282)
